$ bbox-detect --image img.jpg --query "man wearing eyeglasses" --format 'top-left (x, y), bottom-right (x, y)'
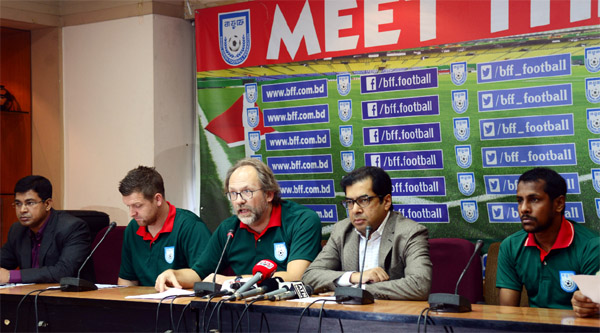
top-left (302, 166), bottom-right (432, 300)
top-left (155, 158), bottom-right (322, 292)
top-left (0, 175), bottom-right (92, 283)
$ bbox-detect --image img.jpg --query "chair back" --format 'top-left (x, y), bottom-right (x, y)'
top-left (63, 210), bottom-right (109, 242)
top-left (483, 241), bottom-right (529, 306)
top-left (429, 238), bottom-right (484, 304)
top-left (92, 225), bottom-right (126, 284)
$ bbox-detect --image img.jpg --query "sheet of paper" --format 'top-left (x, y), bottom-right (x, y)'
top-left (288, 296), bottom-right (336, 303)
top-left (572, 274), bottom-right (600, 303)
top-left (0, 283), bottom-right (34, 289)
top-left (124, 288), bottom-right (194, 299)
top-left (95, 284), bottom-right (128, 290)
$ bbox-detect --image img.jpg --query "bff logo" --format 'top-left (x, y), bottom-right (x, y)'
top-left (338, 100), bottom-right (352, 122)
top-left (164, 246), bottom-right (175, 264)
top-left (460, 200), bottom-right (478, 223)
top-left (453, 117), bottom-right (470, 141)
top-left (248, 131), bottom-right (261, 152)
top-left (455, 145), bottom-right (472, 169)
top-left (586, 78), bottom-right (600, 104)
top-left (337, 74), bottom-right (351, 96)
top-left (451, 62), bottom-right (467, 86)
top-left (589, 139), bottom-right (600, 165)
top-left (592, 169), bottom-right (600, 193)
top-left (245, 83), bottom-right (257, 103)
top-left (457, 172), bottom-right (475, 196)
top-left (587, 108), bottom-right (600, 134)
top-left (339, 125), bottom-right (353, 147)
top-left (559, 271), bottom-right (577, 293)
top-left (274, 242), bottom-right (288, 261)
top-left (585, 47), bottom-right (600, 73)
top-left (452, 90), bottom-right (469, 113)
top-left (219, 10), bottom-right (251, 66)
top-left (341, 151), bottom-right (355, 172)
top-left (246, 107), bottom-right (259, 128)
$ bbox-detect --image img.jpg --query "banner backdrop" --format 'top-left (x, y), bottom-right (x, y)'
top-left (195, 0), bottom-right (600, 241)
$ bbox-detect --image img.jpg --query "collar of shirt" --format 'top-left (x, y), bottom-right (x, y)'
top-left (239, 204), bottom-right (281, 242)
top-left (136, 201), bottom-right (175, 245)
top-left (524, 216), bottom-right (574, 262)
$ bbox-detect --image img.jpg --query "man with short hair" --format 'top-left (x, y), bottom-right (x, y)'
top-left (497, 167), bottom-right (599, 313)
top-left (118, 166), bottom-right (211, 286)
top-left (155, 158), bottom-right (322, 292)
top-left (0, 175), bottom-right (91, 283)
top-left (302, 166), bottom-right (432, 300)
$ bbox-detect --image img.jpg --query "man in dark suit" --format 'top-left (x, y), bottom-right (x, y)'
top-left (0, 175), bottom-right (91, 283)
top-left (302, 166), bottom-right (432, 300)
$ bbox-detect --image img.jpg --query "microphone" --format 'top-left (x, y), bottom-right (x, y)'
top-left (428, 239), bottom-right (483, 313)
top-left (335, 225), bottom-right (375, 305)
top-left (225, 278), bottom-right (279, 301)
top-left (60, 222), bottom-right (117, 292)
top-left (268, 283), bottom-right (313, 301)
top-left (194, 229), bottom-right (235, 296)
top-left (227, 259), bottom-right (277, 299)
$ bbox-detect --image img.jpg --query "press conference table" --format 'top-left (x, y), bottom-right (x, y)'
top-left (1, 284), bottom-right (598, 332)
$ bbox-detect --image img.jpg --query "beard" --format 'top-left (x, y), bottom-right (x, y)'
top-left (237, 199), bottom-right (268, 226)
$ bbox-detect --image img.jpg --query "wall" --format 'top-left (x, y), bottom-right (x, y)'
top-left (62, 14), bottom-right (196, 225)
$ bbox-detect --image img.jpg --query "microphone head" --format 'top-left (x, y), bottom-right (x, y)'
top-left (252, 259), bottom-right (277, 283)
top-left (227, 229), bottom-right (235, 238)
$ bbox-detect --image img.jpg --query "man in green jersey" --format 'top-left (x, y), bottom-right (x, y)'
top-left (155, 158), bottom-right (321, 292)
top-left (497, 167), bottom-right (599, 315)
top-left (118, 166), bottom-right (211, 286)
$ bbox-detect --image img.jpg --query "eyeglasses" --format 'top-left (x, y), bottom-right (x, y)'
top-left (340, 195), bottom-right (383, 209)
top-left (226, 189), bottom-right (263, 201)
top-left (12, 200), bottom-right (45, 209)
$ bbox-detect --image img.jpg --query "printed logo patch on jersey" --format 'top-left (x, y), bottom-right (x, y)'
top-left (559, 271), bottom-right (576, 293)
top-left (274, 242), bottom-right (288, 261)
top-left (164, 246), bottom-right (175, 264)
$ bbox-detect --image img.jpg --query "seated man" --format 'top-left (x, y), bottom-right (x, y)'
top-left (497, 167), bottom-right (600, 312)
top-left (1, 175), bottom-right (91, 283)
top-left (302, 166), bottom-right (432, 300)
top-left (118, 166), bottom-right (211, 286)
top-left (155, 158), bottom-right (322, 291)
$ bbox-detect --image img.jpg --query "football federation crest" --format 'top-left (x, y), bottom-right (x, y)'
top-left (559, 271), bottom-right (577, 293)
top-left (250, 154), bottom-right (262, 161)
top-left (341, 151), bottom-right (355, 172)
top-left (457, 172), bottom-right (476, 196)
top-left (460, 200), bottom-right (478, 223)
top-left (585, 46), bottom-right (600, 73)
top-left (339, 125), bottom-right (353, 147)
top-left (451, 90), bottom-right (469, 113)
top-left (451, 62), bottom-right (467, 86)
top-left (593, 169), bottom-right (600, 193)
top-left (337, 74), bottom-right (351, 96)
top-left (248, 131), bottom-right (261, 152)
top-left (586, 78), bottom-right (600, 103)
top-left (274, 242), bottom-right (288, 261)
top-left (596, 198), bottom-right (600, 219)
top-left (164, 246), bottom-right (175, 264)
top-left (246, 107), bottom-right (259, 128)
top-left (455, 145), bottom-right (472, 169)
top-left (587, 108), bottom-right (600, 134)
top-left (338, 100), bottom-right (352, 122)
top-left (245, 83), bottom-right (257, 103)
top-left (453, 117), bottom-right (470, 141)
top-left (219, 10), bottom-right (251, 66)
top-left (590, 139), bottom-right (600, 165)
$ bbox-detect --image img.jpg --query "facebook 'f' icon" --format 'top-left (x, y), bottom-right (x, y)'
top-left (367, 102), bottom-right (377, 118)
top-left (366, 77), bottom-right (377, 91)
top-left (369, 129), bottom-right (379, 143)
top-left (370, 155), bottom-right (381, 167)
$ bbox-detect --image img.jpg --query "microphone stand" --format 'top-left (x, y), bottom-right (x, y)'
top-left (335, 225), bottom-right (375, 305)
top-left (428, 239), bottom-right (483, 312)
top-left (195, 229), bottom-right (234, 296)
top-left (60, 222), bottom-right (117, 292)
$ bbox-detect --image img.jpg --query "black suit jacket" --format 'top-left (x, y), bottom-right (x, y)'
top-left (0, 209), bottom-right (92, 283)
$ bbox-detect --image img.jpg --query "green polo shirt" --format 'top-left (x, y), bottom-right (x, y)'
top-left (119, 202), bottom-right (211, 286)
top-left (191, 200), bottom-right (321, 278)
top-left (496, 217), bottom-right (599, 309)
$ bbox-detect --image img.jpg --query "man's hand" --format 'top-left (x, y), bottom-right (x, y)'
top-left (0, 268), bottom-right (10, 283)
top-left (350, 267), bottom-right (389, 284)
top-left (572, 290), bottom-right (600, 318)
top-left (155, 269), bottom-right (182, 292)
